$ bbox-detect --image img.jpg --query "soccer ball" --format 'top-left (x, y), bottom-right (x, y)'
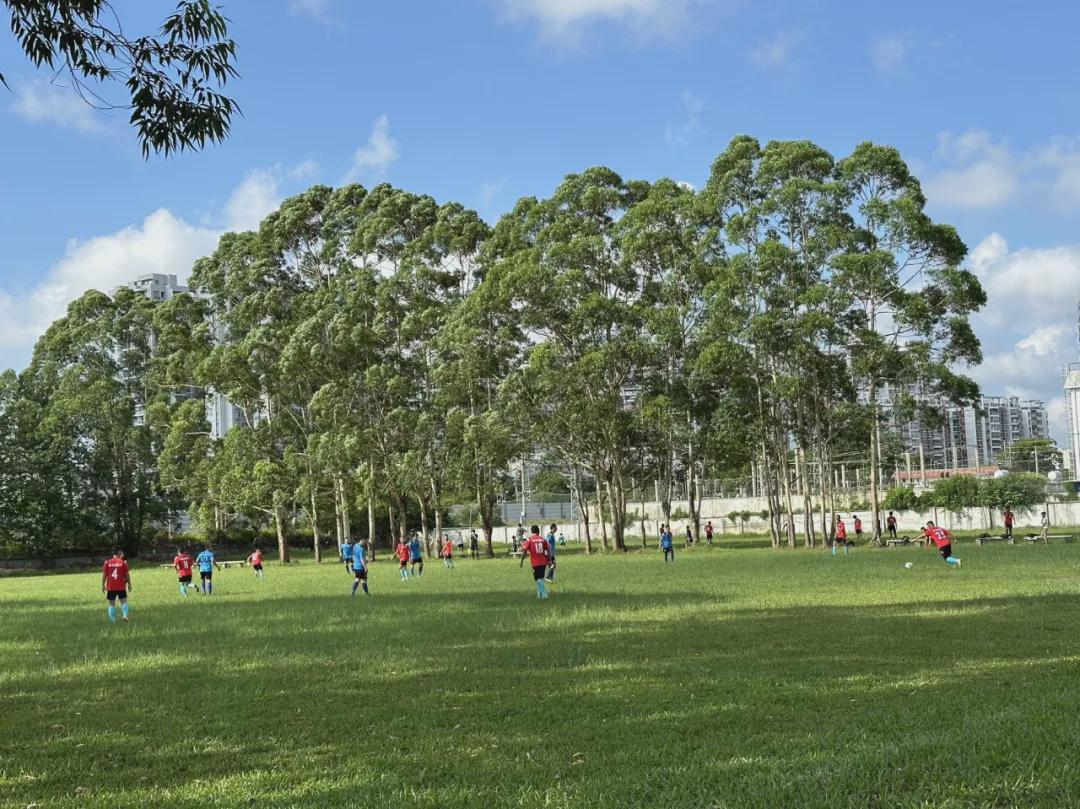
top-left (904, 562), bottom-right (914, 569)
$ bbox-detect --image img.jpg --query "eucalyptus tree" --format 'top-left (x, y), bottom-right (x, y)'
top-left (832, 143), bottom-right (984, 542)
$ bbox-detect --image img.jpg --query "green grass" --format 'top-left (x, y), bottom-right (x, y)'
top-left (3, 541), bottom-right (1080, 808)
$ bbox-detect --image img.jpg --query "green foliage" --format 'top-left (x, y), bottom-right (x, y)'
top-left (927, 476), bottom-right (985, 513)
top-left (982, 474), bottom-right (1046, 513)
top-left (882, 486), bottom-right (922, 512)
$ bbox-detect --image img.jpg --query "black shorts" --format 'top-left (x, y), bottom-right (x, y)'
top-left (353, 567), bottom-right (367, 580)
top-left (179, 575), bottom-right (192, 584)
top-left (200, 571), bottom-right (213, 581)
top-left (888, 526), bottom-right (897, 536)
top-left (411, 557), bottom-right (423, 565)
top-left (532, 564), bottom-right (546, 581)
top-left (399, 559), bottom-right (407, 568)
top-left (938, 543), bottom-right (952, 560)
top-left (106, 589), bottom-right (127, 601)
top-left (253, 564), bottom-right (263, 572)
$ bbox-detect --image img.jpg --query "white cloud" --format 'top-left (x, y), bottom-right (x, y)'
top-left (749, 29), bottom-right (800, 67)
top-left (225, 169), bottom-right (282, 232)
top-left (289, 0), bottom-right (339, 27)
top-left (288, 159), bottom-right (321, 181)
top-left (966, 233), bottom-right (1080, 442)
top-left (664, 90), bottom-right (705, 146)
top-left (11, 77), bottom-right (108, 134)
top-left (344, 115), bottom-right (400, 181)
top-left (0, 210), bottom-right (220, 359)
top-left (500, 0), bottom-right (699, 43)
top-left (922, 129), bottom-right (1080, 211)
top-left (870, 35), bottom-right (907, 70)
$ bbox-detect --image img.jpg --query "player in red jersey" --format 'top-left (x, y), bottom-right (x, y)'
top-left (247, 547), bottom-right (265, 580)
top-left (173, 547), bottom-right (195, 597)
top-left (1003, 506), bottom-right (1014, 539)
top-left (441, 535), bottom-right (455, 569)
top-left (395, 538), bottom-right (411, 581)
top-left (101, 549), bottom-right (132, 623)
top-left (832, 515), bottom-right (849, 556)
top-left (519, 525), bottom-right (551, 599)
top-left (924, 521), bottom-right (961, 567)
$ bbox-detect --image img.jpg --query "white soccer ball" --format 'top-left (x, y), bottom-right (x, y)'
top-left (904, 562), bottom-right (914, 569)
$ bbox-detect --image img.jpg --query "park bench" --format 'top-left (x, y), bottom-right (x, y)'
top-left (885, 536), bottom-right (926, 548)
top-left (220, 560), bottom-right (247, 568)
top-left (1023, 533), bottom-right (1073, 545)
top-left (974, 534), bottom-right (1014, 546)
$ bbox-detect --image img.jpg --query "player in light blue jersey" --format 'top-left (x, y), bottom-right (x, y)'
top-left (545, 523), bottom-right (558, 581)
top-left (660, 525), bottom-right (674, 562)
top-left (341, 540), bottom-right (354, 573)
top-left (195, 546), bottom-right (222, 594)
top-left (351, 543), bottom-right (369, 596)
top-left (409, 534), bottom-right (424, 577)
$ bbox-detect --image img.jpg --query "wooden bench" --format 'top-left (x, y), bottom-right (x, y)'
top-left (975, 534), bottom-right (1014, 546)
top-left (886, 536), bottom-right (926, 548)
top-left (1024, 533), bottom-right (1073, 544)
top-left (220, 560), bottom-right (247, 568)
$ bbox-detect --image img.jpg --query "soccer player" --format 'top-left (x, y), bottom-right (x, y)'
top-left (341, 539), bottom-right (354, 573)
top-left (395, 537), bottom-right (410, 580)
top-left (173, 547), bottom-right (194, 597)
top-left (704, 521), bottom-right (714, 546)
top-left (660, 525), bottom-right (675, 563)
top-left (101, 549), bottom-right (131, 623)
top-left (1041, 511), bottom-right (1050, 544)
top-left (558, 531), bottom-right (566, 547)
top-left (409, 533), bottom-right (424, 577)
top-left (442, 534), bottom-right (455, 569)
top-left (1003, 506), bottom-right (1014, 539)
top-left (544, 523), bottom-right (557, 581)
top-left (196, 545), bottom-right (222, 594)
top-left (469, 530), bottom-right (479, 559)
top-left (832, 515), bottom-right (848, 556)
top-left (886, 511), bottom-right (898, 541)
top-left (519, 525), bottom-right (551, 599)
top-left (685, 525), bottom-right (694, 548)
top-left (247, 547), bottom-right (265, 580)
top-left (924, 521), bottom-right (961, 567)
top-left (852, 514), bottom-right (863, 541)
top-left (351, 542), bottom-right (370, 596)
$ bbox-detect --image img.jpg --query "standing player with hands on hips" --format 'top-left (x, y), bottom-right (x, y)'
top-left (520, 525), bottom-right (552, 599)
top-left (102, 549), bottom-right (132, 623)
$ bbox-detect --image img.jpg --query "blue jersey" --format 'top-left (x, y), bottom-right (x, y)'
top-left (546, 533), bottom-right (557, 559)
top-left (341, 542), bottom-right (354, 561)
top-left (196, 550), bottom-right (215, 572)
top-left (660, 532), bottom-right (673, 549)
top-left (351, 550), bottom-right (366, 571)
top-left (409, 539), bottom-right (422, 560)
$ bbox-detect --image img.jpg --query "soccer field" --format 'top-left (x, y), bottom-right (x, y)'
top-left (2, 543), bottom-right (1080, 808)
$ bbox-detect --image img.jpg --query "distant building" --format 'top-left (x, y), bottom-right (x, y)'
top-left (1064, 362), bottom-right (1080, 477)
top-left (110, 273), bottom-right (190, 301)
top-left (878, 388), bottom-right (1049, 473)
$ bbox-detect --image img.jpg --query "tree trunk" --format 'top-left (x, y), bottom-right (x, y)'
top-left (367, 485), bottom-right (376, 560)
top-left (310, 485), bottom-right (322, 563)
top-left (333, 478), bottom-right (344, 551)
top-left (274, 504), bottom-right (290, 564)
top-left (868, 381), bottom-right (883, 545)
top-left (576, 467), bottom-right (594, 555)
top-left (597, 473), bottom-right (610, 552)
top-left (418, 493), bottom-right (430, 557)
top-left (431, 475), bottom-right (443, 562)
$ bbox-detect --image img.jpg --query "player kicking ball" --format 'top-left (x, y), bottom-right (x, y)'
top-left (351, 544), bottom-right (370, 596)
top-left (519, 525), bottom-right (551, 599)
top-left (247, 547), bottom-right (265, 580)
top-left (923, 521), bottom-right (961, 568)
top-left (101, 549), bottom-right (132, 623)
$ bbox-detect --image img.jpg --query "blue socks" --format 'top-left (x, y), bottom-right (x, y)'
top-left (179, 583), bottom-right (187, 597)
top-left (536, 580), bottom-right (547, 599)
top-left (121, 603), bottom-right (130, 620)
top-left (107, 605), bottom-right (116, 623)
top-left (362, 581), bottom-right (369, 594)
top-left (946, 556), bottom-right (960, 566)
top-left (352, 580), bottom-right (359, 596)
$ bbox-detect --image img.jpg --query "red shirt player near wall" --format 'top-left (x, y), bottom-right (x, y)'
top-left (1003, 506), bottom-right (1014, 538)
top-left (833, 516), bottom-right (849, 556)
top-left (924, 521), bottom-right (961, 568)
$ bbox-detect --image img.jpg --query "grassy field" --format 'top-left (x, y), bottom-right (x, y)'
top-left (3, 540), bottom-right (1080, 808)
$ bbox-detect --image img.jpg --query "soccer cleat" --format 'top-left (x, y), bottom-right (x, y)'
top-left (956, 558), bottom-right (962, 568)
top-left (122, 616), bottom-right (129, 622)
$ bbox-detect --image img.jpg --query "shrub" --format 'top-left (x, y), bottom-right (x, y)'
top-left (882, 486), bottom-right (922, 512)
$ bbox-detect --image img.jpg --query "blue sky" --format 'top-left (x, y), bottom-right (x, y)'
top-left (2, 0), bottom-right (1080, 438)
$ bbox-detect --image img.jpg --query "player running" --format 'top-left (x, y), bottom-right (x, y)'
top-left (395, 538), bottom-right (410, 580)
top-left (351, 542), bottom-right (370, 596)
top-left (545, 523), bottom-right (557, 581)
top-left (442, 535), bottom-right (455, 569)
top-left (660, 525), bottom-right (675, 563)
top-left (101, 549), bottom-right (132, 623)
top-left (196, 546), bottom-right (222, 594)
top-left (341, 539), bottom-right (354, 573)
top-left (409, 533), bottom-right (425, 577)
top-left (173, 547), bottom-right (195, 597)
top-left (832, 516), bottom-right (848, 556)
top-left (519, 525), bottom-right (551, 599)
top-left (924, 521), bottom-right (961, 568)
top-left (247, 547), bottom-right (265, 580)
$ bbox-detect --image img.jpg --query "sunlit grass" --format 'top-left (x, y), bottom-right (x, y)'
top-left (2, 540), bottom-right (1080, 807)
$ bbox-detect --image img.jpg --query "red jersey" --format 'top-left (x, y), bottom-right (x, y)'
top-left (886, 515), bottom-right (897, 527)
top-left (102, 558), bottom-right (129, 590)
top-left (1003, 511), bottom-right (1014, 526)
top-left (835, 522), bottom-right (847, 540)
top-left (248, 550), bottom-right (263, 566)
top-left (926, 526), bottom-right (951, 549)
top-left (853, 519), bottom-right (862, 532)
top-left (522, 534), bottom-right (550, 567)
top-left (396, 543), bottom-right (410, 562)
top-left (442, 540), bottom-right (453, 557)
top-left (173, 553), bottom-right (193, 576)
